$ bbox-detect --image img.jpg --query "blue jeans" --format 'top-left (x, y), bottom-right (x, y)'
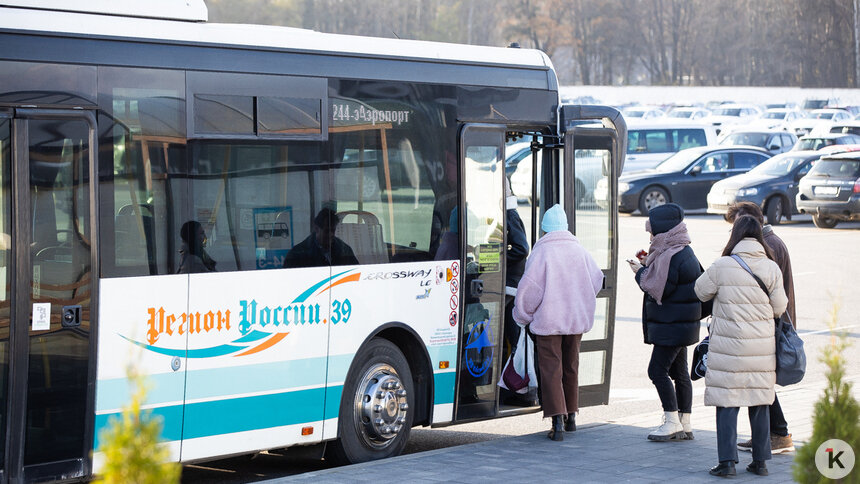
top-left (716, 405), bottom-right (771, 463)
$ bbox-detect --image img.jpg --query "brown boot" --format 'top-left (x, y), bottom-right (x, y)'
top-left (771, 433), bottom-right (794, 454)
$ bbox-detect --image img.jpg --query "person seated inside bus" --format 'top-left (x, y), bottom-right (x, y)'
top-left (178, 220), bottom-right (217, 273)
top-left (283, 207), bottom-right (359, 268)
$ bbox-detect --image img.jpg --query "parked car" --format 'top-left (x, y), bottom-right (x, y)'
top-left (796, 151), bottom-right (860, 228)
top-left (817, 120), bottom-right (860, 136)
top-left (801, 98), bottom-right (838, 111)
top-left (793, 132), bottom-right (860, 151)
top-left (622, 106), bottom-right (666, 120)
top-left (595, 145), bottom-right (771, 214)
top-left (718, 129), bottom-right (797, 155)
top-left (746, 108), bottom-right (803, 131)
top-left (624, 121), bottom-right (718, 172)
top-left (665, 106), bottom-right (711, 120)
top-left (706, 150), bottom-right (821, 225)
top-left (790, 108), bottom-right (853, 136)
top-left (505, 140), bottom-right (603, 207)
top-left (701, 103), bottom-right (763, 135)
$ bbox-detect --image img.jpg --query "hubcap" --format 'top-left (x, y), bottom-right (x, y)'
top-left (353, 363), bottom-right (408, 449)
top-left (644, 191), bottom-right (666, 211)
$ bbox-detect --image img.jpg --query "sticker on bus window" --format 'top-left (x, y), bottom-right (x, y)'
top-left (32, 302), bottom-right (51, 331)
top-left (477, 243), bottom-right (501, 272)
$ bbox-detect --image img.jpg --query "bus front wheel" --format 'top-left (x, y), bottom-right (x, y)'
top-left (327, 338), bottom-right (414, 464)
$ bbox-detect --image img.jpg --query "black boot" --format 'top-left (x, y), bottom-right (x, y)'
top-left (548, 415), bottom-right (564, 441)
top-left (565, 413), bottom-right (576, 432)
top-left (746, 460), bottom-right (768, 476)
top-left (709, 461), bottom-right (736, 477)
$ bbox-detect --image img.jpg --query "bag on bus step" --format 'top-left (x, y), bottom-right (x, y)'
top-left (499, 325), bottom-right (536, 393)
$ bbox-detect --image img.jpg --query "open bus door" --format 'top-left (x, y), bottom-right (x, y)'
top-left (561, 105), bottom-right (626, 407)
top-left (453, 124), bottom-right (506, 422)
top-left (1, 109), bottom-right (98, 482)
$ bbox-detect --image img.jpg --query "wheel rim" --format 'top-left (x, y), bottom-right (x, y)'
top-left (352, 363), bottom-right (408, 450)
top-left (643, 190), bottom-right (666, 211)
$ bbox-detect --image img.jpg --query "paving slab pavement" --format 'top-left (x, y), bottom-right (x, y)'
top-left (264, 379), bottom-right (855, 483)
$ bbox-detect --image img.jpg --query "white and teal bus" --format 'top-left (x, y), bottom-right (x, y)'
top-left (0, 1), bottom-right (625, 481)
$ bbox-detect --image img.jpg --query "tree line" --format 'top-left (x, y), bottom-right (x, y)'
top-left (207, 0), bottom-right (859, 87)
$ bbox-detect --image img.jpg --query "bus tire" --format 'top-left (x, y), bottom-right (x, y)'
top-left (327, 338), bottom-right (414, 465)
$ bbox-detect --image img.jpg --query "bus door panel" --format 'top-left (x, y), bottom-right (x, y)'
top-left (94, 275), bottom-right (188, 467)
top-left (562, 115), bottom-right (625, 408)
top-left (454, 125), bottom-right (506, 421)
top-left (181, 268), bottom-right (330, 461)
top-left (3, 111), bottom-right (98, 482)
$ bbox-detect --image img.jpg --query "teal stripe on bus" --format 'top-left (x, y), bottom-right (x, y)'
top-left (93, 404), bottom-right (185, 451)
top-left (96, 355), bottom-right (353, 411)
top-left (433, 371), bottom-right (455, 405)
top-left (94, 385), bottom-right (345, 448)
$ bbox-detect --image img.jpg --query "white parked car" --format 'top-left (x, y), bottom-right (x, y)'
top-left (746, 108), bottom-right (804, 131)
top-left (791, 108), bottom-right (853, 137)
top-left (665, 106), bottom-right (711, 120)
top-left (622, 106), bottom-right (666, 120)
top-left (624, 121), bottom-right (718, 173)
top-left (701, 103), bottom-right (763, 135)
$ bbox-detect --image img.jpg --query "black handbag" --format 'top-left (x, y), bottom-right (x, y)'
top-left (730, 255), bottom-right (806, 386)
top-left (690, 335), bottom-right (709, 381)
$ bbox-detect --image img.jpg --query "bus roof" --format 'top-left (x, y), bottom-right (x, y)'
top-left (0, 3), bottom-right (555, 73)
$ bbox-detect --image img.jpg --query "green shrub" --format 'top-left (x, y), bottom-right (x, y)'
top-left (793, 305), bottom-right (860, 483)
top-left (94, 367), bottom-right (181, 484)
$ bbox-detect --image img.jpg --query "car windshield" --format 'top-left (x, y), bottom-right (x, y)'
top-left (797, 138), bottom-right (835, 150)
top-left (748, 154), bottom-right (810, 176)
top-left (654, 149), bottom-right (702, 173)
top-left (713, 108), bottom-right (741, 116)
top-left (668, 110), bottom-right (692, 118)
top-left (763, 112), bottom-right (785, 119)
top-left (808, 159), bottom-right (860, 177)
top-left (722, 133), bottom-right (769, 147)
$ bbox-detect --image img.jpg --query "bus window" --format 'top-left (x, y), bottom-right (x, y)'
top-left (188, 142), bottom-right (324, 271)
top-left (98, 67), bottom-right (186, 277)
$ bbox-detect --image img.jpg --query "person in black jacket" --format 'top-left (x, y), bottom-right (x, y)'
top-left (627, 203), bottom-right (703, 442)
top-left (501, 177), bottom-right (532, 406)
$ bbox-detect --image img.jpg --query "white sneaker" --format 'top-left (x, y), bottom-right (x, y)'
top-left (647, 411), bottom-right (686, 442)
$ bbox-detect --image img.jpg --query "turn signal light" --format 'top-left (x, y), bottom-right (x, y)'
top-left (853, 178), bottom-right (860, 194)
top-left (439, 361), bottom-right (449, 369)
top-left (301, 426), bottom-right (314, 436)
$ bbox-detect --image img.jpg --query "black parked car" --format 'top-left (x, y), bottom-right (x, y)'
top-left (796, 152), bottom-right (860, 228)
top-left (718, 129), bottom-right (797, 155)
top-left (707, 150), bottom-right (821, 225)
top-left (596, 146), bottom-right (771, 214)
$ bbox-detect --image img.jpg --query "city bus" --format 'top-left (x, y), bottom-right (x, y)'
top-left (0, 1), bottom-right (625, 481)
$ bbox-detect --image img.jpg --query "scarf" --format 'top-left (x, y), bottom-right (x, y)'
top-left (638, 221), bottom-right (690, 304)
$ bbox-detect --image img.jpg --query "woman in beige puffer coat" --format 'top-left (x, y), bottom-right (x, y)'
top-left (695, 215), bottom-right (787, 478)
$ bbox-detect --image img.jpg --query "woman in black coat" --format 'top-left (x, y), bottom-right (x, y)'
top-left (628, 203), bottom-right (704, 442)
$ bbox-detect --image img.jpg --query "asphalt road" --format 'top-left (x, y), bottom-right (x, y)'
top-left (181, 212), bottom-right (860, 483)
